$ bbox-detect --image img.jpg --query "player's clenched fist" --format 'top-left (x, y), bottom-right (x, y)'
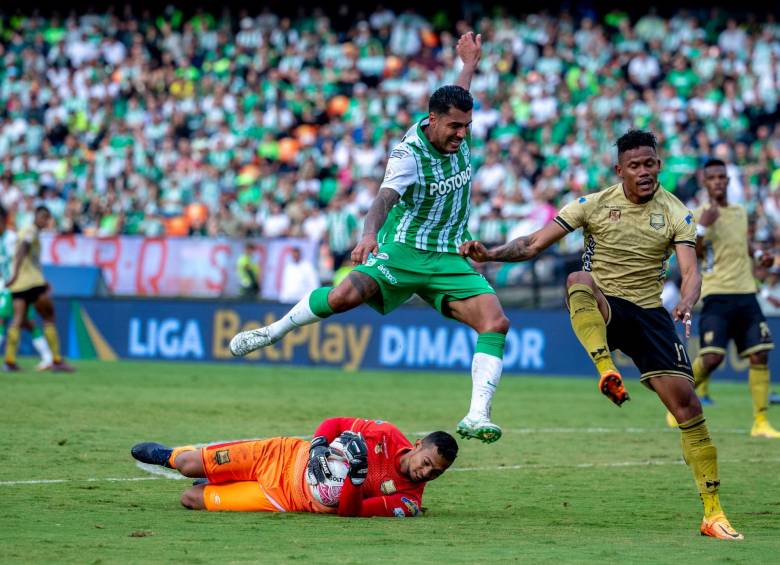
top-left (351, 235), bottom-right (379, 266)
top-left (459, 240), bottom-right (490, 262)
top-left (305, 435), bottom-right (333, 485)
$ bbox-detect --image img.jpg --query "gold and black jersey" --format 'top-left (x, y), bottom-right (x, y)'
top-left (555, 183), bottom-right (696, 309)
top-left (695, 204), bottom-right (755, 298)
top-left (8, 225), bottom-right (46, 293)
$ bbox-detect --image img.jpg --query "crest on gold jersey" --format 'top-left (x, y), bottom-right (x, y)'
top-left (381, 480), bottom-right (397, 494)
top-left (609, 209), bottom-right (621, 222)
top-left (650, 213), bottom-right (665, 230)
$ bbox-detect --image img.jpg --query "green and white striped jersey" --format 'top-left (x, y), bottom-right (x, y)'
top-left (0, 230), bottom-right (17, 289)
top-left (378, 119), bottom-right (473, 253)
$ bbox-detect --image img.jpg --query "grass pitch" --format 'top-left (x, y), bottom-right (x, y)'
top-left (1, 359), bottom-right (779, 563)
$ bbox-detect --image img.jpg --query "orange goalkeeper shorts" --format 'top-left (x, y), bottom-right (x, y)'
top-left (200, 437), bottom-right (332, 513)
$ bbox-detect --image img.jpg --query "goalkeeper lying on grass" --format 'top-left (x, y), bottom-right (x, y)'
top-left (131, 417), bottom-right (457, 517)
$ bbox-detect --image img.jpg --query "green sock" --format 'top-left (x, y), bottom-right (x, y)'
top-left (308, 287), bottom-right (334, 318)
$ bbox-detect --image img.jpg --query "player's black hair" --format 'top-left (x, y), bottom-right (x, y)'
top-left (615, 129), bottom-right (657, 158)
top-left (428, 85), bottom-right (473, 115)
top-left (35, 205), bottom-right (51, 215)
top-left (422, 431), bottom-right (459, 462)
top-left (703, 158), bottom-right (727, 169)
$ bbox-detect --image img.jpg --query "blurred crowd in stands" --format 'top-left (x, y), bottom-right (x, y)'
top-left (1, 5), bottom-right (780, 296)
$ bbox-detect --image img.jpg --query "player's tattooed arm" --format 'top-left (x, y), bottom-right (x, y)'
top-left (351, 188), bottom-right (400, 265)
top-left (460, 222), bottom-right (567, 263)
top-left (363, 188), bottom-right (400, 237)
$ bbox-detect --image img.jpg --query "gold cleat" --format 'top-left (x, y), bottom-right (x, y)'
top-left (750, 419), bottom-right (780, 439)
top-left (700, 513), bottom-right (744, 541)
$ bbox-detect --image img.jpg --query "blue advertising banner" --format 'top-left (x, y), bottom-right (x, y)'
top-left (55, 298), bottom-right (779, 382)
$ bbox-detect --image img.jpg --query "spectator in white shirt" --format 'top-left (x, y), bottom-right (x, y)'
top-left (279, 247), bottom-right (320, 304)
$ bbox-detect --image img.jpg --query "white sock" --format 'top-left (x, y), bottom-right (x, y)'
top-left (33, 335), bottom-right (53, 364)
top-left (467, 352), bottom-right (503, 421)
top-left (267, 291), bottom-right (324, 341)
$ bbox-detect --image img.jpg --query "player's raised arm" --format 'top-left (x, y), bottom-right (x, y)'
top-left (460, 221), bottom-right (568, 263)
top-left (673, 243), bottom-right (701, 338)
top-left (454, 31), bottom-right (481, 91)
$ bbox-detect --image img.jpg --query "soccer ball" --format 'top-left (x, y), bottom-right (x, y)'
top-left (309, 455), bottom-right (350, 507)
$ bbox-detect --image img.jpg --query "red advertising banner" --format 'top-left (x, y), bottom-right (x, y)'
top-left (41, 235), bottom-right (318, 299)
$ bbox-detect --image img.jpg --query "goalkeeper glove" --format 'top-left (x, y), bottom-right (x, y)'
top-left (305, 435), bottom-right (333, 486)
top-left (334, 431), bottom-right (368, 486)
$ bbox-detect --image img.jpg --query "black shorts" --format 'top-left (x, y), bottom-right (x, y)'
top-left (11, 284), bottom-right (48, 305)
top-left (699, 293), bottom-right (774, 357)
top-left (605, 295), bottom-right (694, 385)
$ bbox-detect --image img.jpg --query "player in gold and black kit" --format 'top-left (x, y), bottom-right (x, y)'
top-left (461, 131), bottom-right (743, 540)
top-left (668, 159), bottom-right (778, 438)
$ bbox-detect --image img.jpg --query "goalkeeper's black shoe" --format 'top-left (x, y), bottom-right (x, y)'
top-left (131, 442), bottom-right (174, 468)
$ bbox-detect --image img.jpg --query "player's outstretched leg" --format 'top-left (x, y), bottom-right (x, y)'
top-left (230, 287), bottom-right (334, 356)
top-left (231, 274), bottom-right (378, 357)
top-left (748, 356), bottom-right (780, 438)
top-left (566, 273), bottom-right (629, 406)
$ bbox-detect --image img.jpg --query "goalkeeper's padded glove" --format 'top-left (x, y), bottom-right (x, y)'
top-left (305, 435), bottom-right (333, 486)
top-left (339, 432), bottom-right (368, 486)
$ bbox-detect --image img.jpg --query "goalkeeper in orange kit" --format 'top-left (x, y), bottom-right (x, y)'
top-left (131, 417), bottom-right (457, 517)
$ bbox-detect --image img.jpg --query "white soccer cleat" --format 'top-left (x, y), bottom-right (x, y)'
top-left (456, 416), bottom-right (502, 444)
top-left (229, 327), bottom-right (279, 357)
top-left (35, 360), bottom-right (54, 371)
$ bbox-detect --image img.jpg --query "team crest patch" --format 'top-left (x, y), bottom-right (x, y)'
top-left (400, 497), bottom-right (420, 516)
top-left (215, 450), bottom-right (230, 465)
top-left (365, 256), bottom-right (377, 267)
top-left (704, 331), bottom-right (714, 344)
top-left (609, 209), bottom-right (621, 222)
top-left (649, 213), bottom-right (665, 230)
top-left (374, 441), bottom-right (384, 455)
top-left (380, 480), bottom-right (396, 495)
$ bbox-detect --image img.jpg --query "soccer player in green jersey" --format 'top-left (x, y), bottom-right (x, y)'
top-left (230, 33), bottom-right (510, 444)
top-left (461, 131), bottom-right (743, 540)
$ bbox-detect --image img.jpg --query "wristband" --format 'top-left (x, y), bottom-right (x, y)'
top-left (695, 224), bottom-right (707, 237)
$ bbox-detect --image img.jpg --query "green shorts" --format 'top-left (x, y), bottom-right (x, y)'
top-left (353, 242), bottom-right (496, 316)
top-left (0, 289), bottom-right (11, 319)
top-left (0, 289), bottom-right (37, 320)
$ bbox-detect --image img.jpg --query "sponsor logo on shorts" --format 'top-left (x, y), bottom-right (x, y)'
top-left (376, 252), bottom-right (389, 260)
top-left (650, 213), bottom-right (665, 230)
top-left (400, 496), bottom-right (420, 516)
top-left (704, 331), bottom-right (714, 344)
top-left (393, 507), bottom-right (406, 518)
top-left (215, 450), bottom-right (231, 465)
top-left (760, 322), bottom-right (772, 340)
top-left (380, 479), bottom-right (396, 495)
top-left (377, 264), bottom-right (397, 285)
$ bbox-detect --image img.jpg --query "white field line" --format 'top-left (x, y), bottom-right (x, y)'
top-left (411, 427), bottom-right (750, 436)
top-left (1, 456), bottom-right (778, 487)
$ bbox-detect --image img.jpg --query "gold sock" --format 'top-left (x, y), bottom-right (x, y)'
top-left (43, 323), bottom-right (62, 364)
top-left (692, 356), bottom-right (711, 397)
top-left (568, 284), bottom-right (615, 375)
top-left (4, 326), bottom-right (20, 364)
top-left (169, 445), bottom-right (196, 468)
top-left (749, 364), bottom-right (770, 422)
top-left (679, 414), bottom-right (722, 518)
